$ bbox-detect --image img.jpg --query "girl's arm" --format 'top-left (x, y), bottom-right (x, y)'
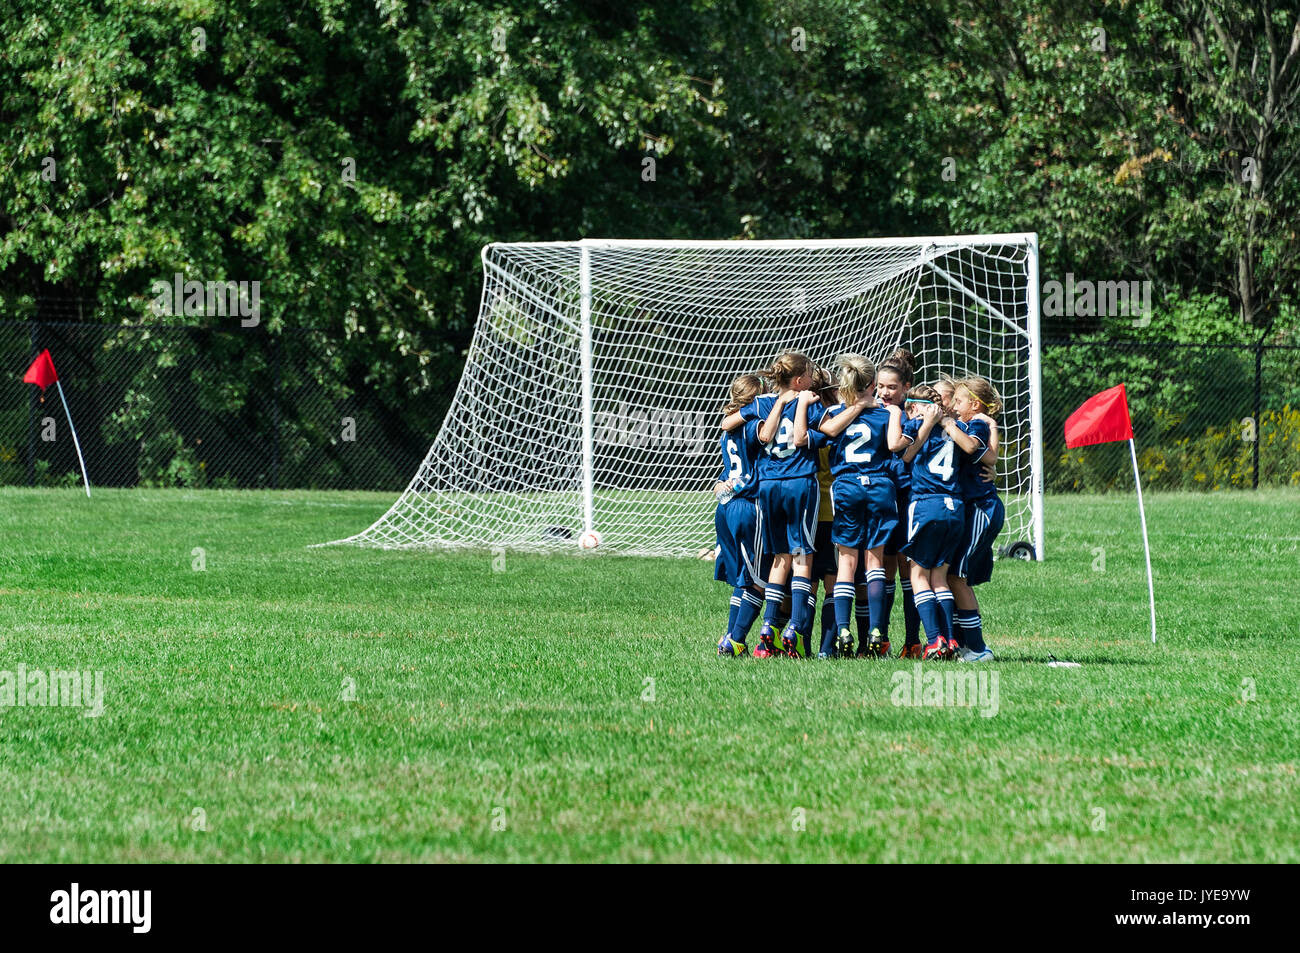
top-left (792, 391), bottom-right (817, 447)
top-left (817, 394), bottom-right (868, 438)
top-left (886, 404), bottom-right (909, 451)
top-left (901, 406), bottom-right (939, 463)
top-left (979, 413), bottom-right (999, 466)
top-left (758, 391), bottom-right (793, 444)
top-left (720, 411), bottom-right (744, 433)
top-left (940, 415), bottom-right (981, 454)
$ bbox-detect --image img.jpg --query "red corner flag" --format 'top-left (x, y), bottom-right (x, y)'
top-left (1063, 382), bottom-right (1156, 644)
top-left (1064, 383), bottom-right (1133, 448)
top-left (22, 348), bottom-right (59, 391)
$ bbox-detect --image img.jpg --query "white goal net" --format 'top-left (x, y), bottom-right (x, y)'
top-left (327, 235), bottom-right (1044, 559)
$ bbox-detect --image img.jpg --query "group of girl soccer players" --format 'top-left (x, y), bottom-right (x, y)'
top-left (712, 348), bottom-right (1005, 663)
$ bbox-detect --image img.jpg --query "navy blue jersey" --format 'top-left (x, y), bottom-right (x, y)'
top-left (718, 420), bottom-right (763, 501)
top-left (888, 450), bottom-right (912, 493)
top-left (902, 417), bottom-right (970, 497)
top-left (956, 417), bottom-right (995, 502)
top-left (820, 404), bottom-right (894, 480)
top-left (740, 394), bottom-right (827, 481)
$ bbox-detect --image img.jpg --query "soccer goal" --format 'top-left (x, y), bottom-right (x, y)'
top-left (325, 234), bottom-right (1044, 560)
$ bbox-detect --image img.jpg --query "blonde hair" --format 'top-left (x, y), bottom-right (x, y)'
top-left (722, 374), bottom-right (765, 415)
top-left (906, 383), bottom-right (943, 406)
top-left (834, 354), bottom-right (876, 406)
top-left (760, 350), bottom-right (813, 389)
top-left (932, 375), bottom-right (956, 400)
top-left (955, 376), bottom-right (1003, 417)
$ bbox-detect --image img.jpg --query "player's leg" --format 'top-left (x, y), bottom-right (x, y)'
top-left (954, 496), bottom-right (1003, 662)
top-left (756, 483), bottom-right (790, 657)
top-left (852, 550), bottom-right (871, 648)
top-left (899, 556), bottom-right (921, 654)
top-left (859, 545), bottom-right (890, 658)
top-left (720, 500), bottom-right (764, 657)
top-left (814, 518), bottom-right (837, 658)
top-left (910, 556), bottom-right (945, 660)
top-left (832, 543), bottom-right (859, 657)
top-left (781, 479), bottom-right (820, 657)
top-left (713, 501), bottom-right (743, 655)
top-left (904, 498), bottom-right (947, 660)
top-left (881, 552), bottom-right (898, 638)
top-left (930, 564), bottom-right (955, 658)
top-left (860, 480), bottom-right (897, 658)
top-left (785, 552), bottom-right (816, 657)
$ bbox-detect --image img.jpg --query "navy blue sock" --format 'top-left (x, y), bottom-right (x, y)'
top-left (726, 588), bottom-right (743, 635)
top-left (820, 595), bottom-right (835, 647)
top-left (854, 583), bottom-right (870, 642)
top-left (865, 568), bottom-right (887, 635)
top-left (790, 577), bottom-right (814, 636)
top-left (882, 581), bottom-right (896, 636)
top-left (734, 589), bottom-right (765, 643)
top-left (936, 589), bottom-right (956, 645)
top-left (763, 582), bottom-right (789, 630)
top-left (958, 608), bottom-right (986, 652)
top-left (901, 581), bottom-right (920, 645)
top-left (913, 589), bottom-right (942, 647)
top-left (832, 582), bottom-right (856, 631)
top-left (819, 629), bottom-right (837, 656)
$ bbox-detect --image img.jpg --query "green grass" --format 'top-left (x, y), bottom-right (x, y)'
top-left (0, 486), bottom-right (1296, 862)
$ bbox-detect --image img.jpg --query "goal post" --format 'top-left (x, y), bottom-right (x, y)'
top-left (323, 233), bottom-right (1044, 559)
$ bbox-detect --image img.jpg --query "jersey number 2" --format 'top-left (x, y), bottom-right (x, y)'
top-left (845, 423), bottom-right (872, 463)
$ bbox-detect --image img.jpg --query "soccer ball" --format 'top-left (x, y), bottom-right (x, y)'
top-left (578, 530), bottom-right (602, 550)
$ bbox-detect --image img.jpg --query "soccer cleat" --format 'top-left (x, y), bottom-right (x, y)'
top-left (922, 639), bottom-right (947, 662)
top-left (781, 624), bottom-right (804, 659)
top-left (862, 629), bottom-right (891, 659)
top-left (943, 636), bottom-right (960, 660)
top-left (754, 629), bottom-right (777, 658)
top-left (898, 643), bottom-right (924, 660)
top-left (835, 626), bottom-right (854, 658)
top-left (717, 635), bottom-right (748, 658)
top-left (816, 651), bottom-right (831, 660)
top-left (958, 646), bottom-right (994, 663)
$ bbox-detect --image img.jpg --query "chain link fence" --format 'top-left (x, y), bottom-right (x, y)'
top-left (1, 316), bottom-right (457, 491)
top-left (1042, 339), bottom-right (1300, 492)
top-left (3, 310), bottom-right (1298, 494)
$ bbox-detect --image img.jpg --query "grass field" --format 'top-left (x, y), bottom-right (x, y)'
top-left (1, 486), bottom-right (1297, 863)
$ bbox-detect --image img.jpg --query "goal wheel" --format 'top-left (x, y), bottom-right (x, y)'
top-left (1003, 541), bottom-right (1036, 561)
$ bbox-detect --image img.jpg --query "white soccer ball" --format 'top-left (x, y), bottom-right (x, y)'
top-left (578, 530), bottom-right (602, 550)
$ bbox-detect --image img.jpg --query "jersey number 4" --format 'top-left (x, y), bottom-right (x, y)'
top-left (928, 438), bottom-right (956, 481)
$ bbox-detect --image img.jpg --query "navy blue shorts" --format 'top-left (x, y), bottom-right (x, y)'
top-left (883, 486), bottom-right (910, 557)
top-left (714, 497), bottom-right (765, 588)
top-left (953, 494), bottom-right (1005, 586)
top-left (812, 520), bottom-right (836, 578)
top-left (901, 494), bottom-right (965, 570)
top-left (758, 477), bottom-right (819, 556)
top-left (830, 475), bottom-right (898, 551)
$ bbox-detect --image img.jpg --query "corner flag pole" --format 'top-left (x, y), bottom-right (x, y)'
top-left (1128, 437), bottom-right (1155, 643)
top-left (54, 380), bottom-right (91, 498)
